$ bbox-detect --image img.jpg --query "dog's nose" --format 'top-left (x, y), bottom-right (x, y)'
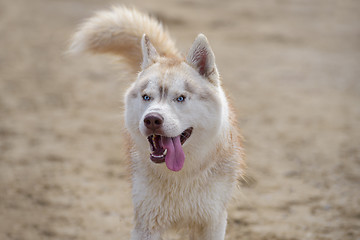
top-left (144, 113), bottom-right (164, 130)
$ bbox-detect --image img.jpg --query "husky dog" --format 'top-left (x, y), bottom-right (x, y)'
top-left (70, 6), bottom-right (245, 240)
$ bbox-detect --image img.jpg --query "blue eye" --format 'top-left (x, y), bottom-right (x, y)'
top-left (176, 95), bottom-right (186, 102)
top-left (142, 95), bottom-right (151, 101)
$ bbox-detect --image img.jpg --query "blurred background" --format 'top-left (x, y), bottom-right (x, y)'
top-left (0, 0), bottom-right (359, 239)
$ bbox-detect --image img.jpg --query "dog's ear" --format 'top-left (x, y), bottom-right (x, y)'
top-left (186, 34), bottom-right (219, 85)
top-left (141, 34), bottom-right (159, 70)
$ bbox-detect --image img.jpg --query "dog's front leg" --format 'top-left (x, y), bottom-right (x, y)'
top-left (190, 211), bottom-right (227, 240)
top-left (131, 227), bottom-right (162, 240)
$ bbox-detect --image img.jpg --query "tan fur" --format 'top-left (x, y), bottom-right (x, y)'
top-left (69, 6), bottom-right (181, 71)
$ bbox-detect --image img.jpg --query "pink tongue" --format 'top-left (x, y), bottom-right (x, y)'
top-left (161, 136), bottom-right (185, 171)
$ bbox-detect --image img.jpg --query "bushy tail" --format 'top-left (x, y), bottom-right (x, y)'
top-left (69, 6), bottom-right (181, 70)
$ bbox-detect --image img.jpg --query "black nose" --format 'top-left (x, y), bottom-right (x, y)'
top-left (144, 113), bottom-right (164, 130)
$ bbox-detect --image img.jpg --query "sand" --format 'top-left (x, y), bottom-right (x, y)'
top-left (0, 0), bottom-right (359, 239)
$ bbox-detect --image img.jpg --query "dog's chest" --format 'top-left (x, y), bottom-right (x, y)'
top-left (133, 171), bottom-right (231, 227)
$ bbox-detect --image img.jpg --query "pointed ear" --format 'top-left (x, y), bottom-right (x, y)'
top-left (186, 34), bottom-right (219, 84)
top-left (141, 34), bottom-right (159, 69)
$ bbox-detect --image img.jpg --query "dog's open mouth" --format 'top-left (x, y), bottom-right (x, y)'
top-left (147, 127), bottom-right (193, 171)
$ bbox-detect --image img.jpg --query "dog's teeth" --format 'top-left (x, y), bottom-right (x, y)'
top-left (163, 149), bottom-right (167, 156)
top-left (152, 134), bottom-right (156, 148)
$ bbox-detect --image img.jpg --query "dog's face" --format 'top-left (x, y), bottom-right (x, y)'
top-left (124, 34), bottom-right (225, 172)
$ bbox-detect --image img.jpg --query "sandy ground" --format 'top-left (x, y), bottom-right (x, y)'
top-left (1, 0), bottom-right (359, 239)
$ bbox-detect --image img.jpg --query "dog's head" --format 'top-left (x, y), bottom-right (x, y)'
top-left (125, 34), bottom-right (227, 172)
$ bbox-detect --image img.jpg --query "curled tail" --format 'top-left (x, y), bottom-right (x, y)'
top-left (69, 6), bottom-right (181, 70)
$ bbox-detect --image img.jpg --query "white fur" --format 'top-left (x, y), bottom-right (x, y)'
top-left (70, 6), bottom-right (244, 240)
